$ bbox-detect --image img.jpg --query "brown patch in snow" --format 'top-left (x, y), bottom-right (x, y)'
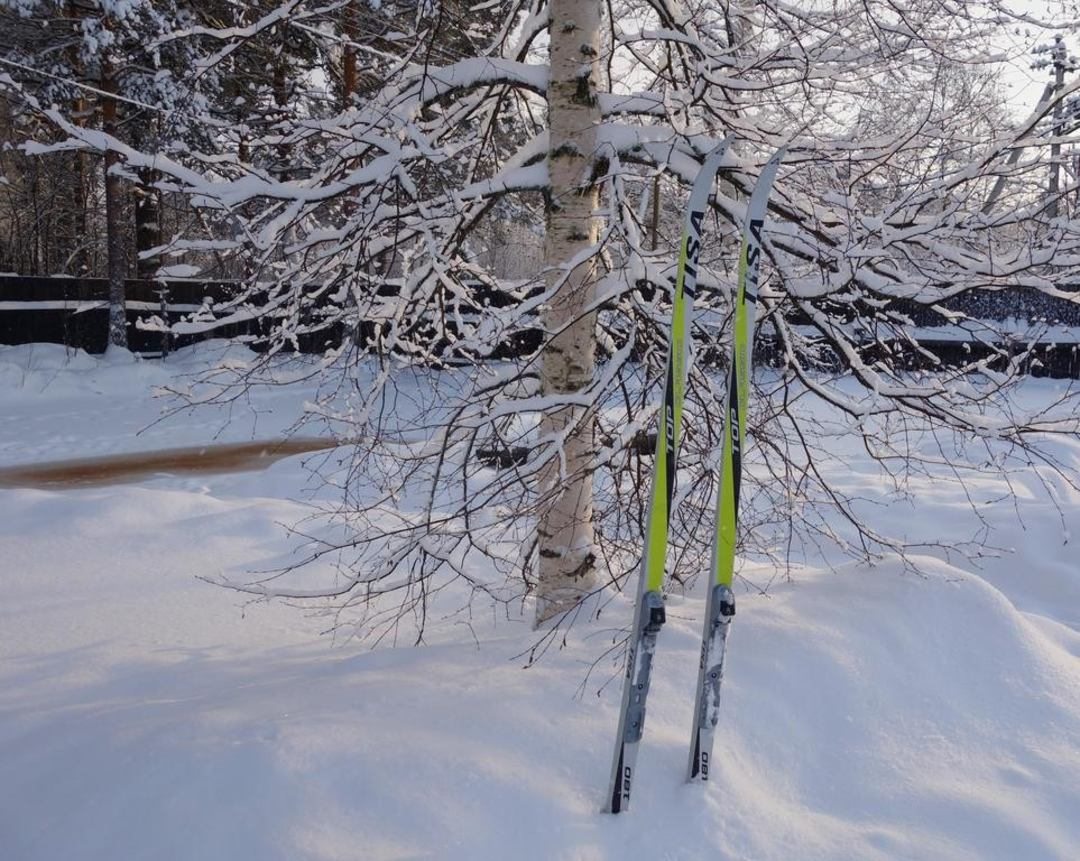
top-left (0, 438), bottom-right (340, 488)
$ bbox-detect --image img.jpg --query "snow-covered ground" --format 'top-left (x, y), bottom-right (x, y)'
top-left (1, 342), bottom-right (1078, 861)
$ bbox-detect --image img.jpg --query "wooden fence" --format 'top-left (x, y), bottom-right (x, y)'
top-left (0, 275), bottom-right (1078, 378)
top-left (0, 276), bottom-right (254, 355)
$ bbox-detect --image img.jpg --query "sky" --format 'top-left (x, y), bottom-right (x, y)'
top-left (995, 1), bottom-right (1076, 116)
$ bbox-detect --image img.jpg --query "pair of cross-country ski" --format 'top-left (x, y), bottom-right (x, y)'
top-left (606, 138), bottom-right (785, 814)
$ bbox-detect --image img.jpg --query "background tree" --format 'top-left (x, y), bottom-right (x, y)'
top-left (0, 0), bottom-right (206, 345)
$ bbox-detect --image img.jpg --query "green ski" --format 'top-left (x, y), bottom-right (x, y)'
top-left (687, 146), bottom-right (785, 783)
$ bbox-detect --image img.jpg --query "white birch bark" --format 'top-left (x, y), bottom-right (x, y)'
top-left (535, 0), bottom-right (603, 624)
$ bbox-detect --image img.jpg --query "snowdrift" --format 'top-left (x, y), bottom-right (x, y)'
top-left (0, 344), bottom-right (1077, 860)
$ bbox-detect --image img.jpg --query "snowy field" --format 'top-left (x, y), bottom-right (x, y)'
top-left (1, 342), bottom-right (1079, 861)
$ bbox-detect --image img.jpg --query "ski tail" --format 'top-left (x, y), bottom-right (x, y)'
top-left (605, 136), bottom-right (734, 813)
top-left (687, 145), bottom-right (786, 784)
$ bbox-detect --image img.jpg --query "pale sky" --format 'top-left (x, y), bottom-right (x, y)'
top-left (995, 1), bottom-right (1075, 117)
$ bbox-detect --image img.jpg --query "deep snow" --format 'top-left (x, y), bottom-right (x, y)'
top-left (0, 342), bottom-right (1078, 861)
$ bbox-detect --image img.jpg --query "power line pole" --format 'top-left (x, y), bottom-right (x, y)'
top-left (983, 37), bottom-right (1073, 216)
top-left (1049, 36), bottom-right (1066, 218)
top-left (1031, 35), bottom-right (1075, 218)
top-left (981, 80), bottom-right (1055, 215)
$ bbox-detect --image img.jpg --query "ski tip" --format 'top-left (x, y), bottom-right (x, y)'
top-left (755, 145), bottom-right (787, 176)
top-left (768, 144), bottom-right (789, 166)
top-left (700, 134), bottom-right (736, 168)
top-left (744, 145), bottom-right (787, 218)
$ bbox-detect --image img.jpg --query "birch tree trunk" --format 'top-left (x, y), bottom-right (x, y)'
top-left (535, 0), bottom-right (603, 624)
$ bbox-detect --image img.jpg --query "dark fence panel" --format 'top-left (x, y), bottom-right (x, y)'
top-left (893, 285), bottom-right (1080, 328)
top-left (0, 276), bottom-right (248, 354)
top-left (1, 275), bottom-right (1078, 378)
top-left (0, 276), bottom-right (540, 359)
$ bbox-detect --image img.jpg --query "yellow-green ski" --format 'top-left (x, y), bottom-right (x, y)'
top-left (687, 146), bottom-right (786, 783)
